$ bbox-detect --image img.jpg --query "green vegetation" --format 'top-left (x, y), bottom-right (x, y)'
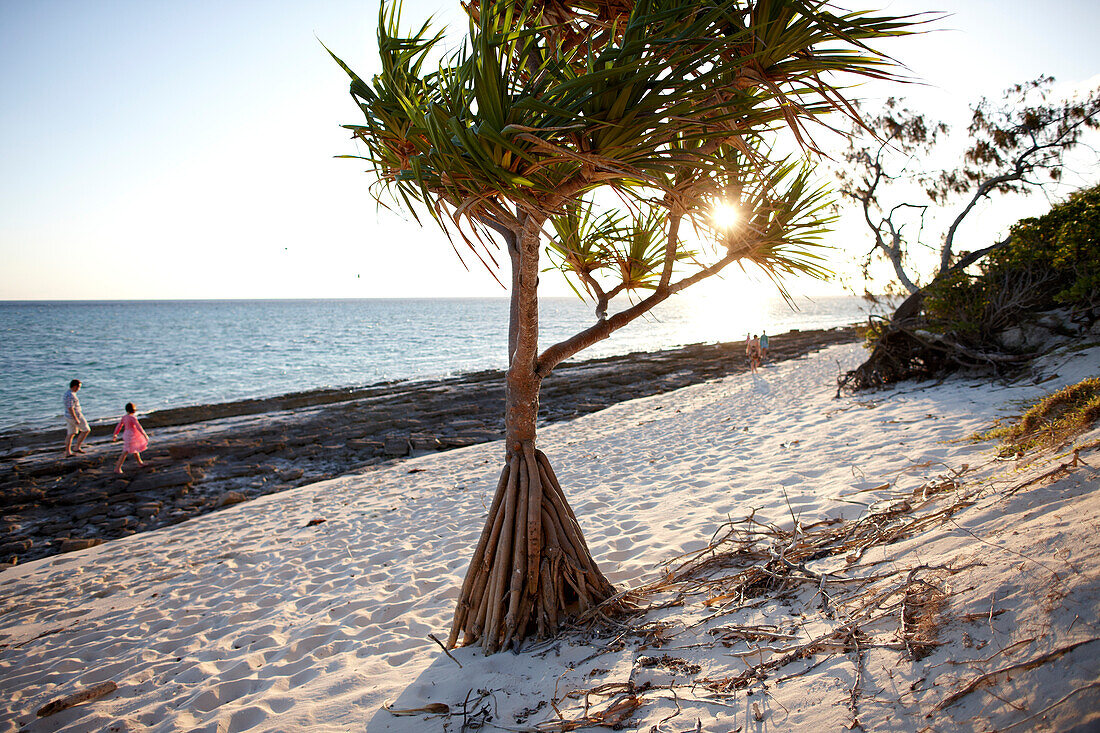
top-left (986, 184), bottom-right (1100, 308)
top-left (840, 184), bottom-right (1100, 393)
top-left (985, 377), bottom-right (1100, 455)
top-left (924, 184), bottom-right (1100, 341)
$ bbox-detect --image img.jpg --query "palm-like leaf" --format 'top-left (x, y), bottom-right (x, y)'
top-left (333, 0), bottom-right (919, 306)
top-left (545, 202), bottom-right (619, 285)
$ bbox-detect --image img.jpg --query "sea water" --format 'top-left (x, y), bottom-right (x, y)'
top-left (0, 294), bottom-right (874, 432)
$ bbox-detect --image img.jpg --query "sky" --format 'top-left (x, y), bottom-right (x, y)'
top-left (1, 0), bottom-right (1098, 301)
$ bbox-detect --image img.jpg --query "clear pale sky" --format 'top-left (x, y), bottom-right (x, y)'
top-left (1, 0), bottom-right (1097, 301)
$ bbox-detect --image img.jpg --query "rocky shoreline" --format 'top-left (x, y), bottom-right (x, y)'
top-left (0, 326), bottom-right (858, 568)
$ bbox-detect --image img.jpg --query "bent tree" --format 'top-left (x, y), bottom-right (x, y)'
top-left (835, 77), bottom-right (1100, 296)
top-left (332, 0), bottom-right (917, 653)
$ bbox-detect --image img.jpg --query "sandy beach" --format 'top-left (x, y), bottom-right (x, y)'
top-left (1, 337), bottom-right (1098, 732)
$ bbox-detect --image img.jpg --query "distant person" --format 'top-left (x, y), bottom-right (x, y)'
top-left (63, 379), bottom-right (91, 456)
top-left (112, 402), bottom-right (149, 473)
top-left (747, 334), bottom-right (761, 373)
top-left (759, 331), bottom-right (769, 362)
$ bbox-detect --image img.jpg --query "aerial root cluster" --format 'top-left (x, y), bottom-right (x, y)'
top-left (447, 446), bottom-right (616, 654)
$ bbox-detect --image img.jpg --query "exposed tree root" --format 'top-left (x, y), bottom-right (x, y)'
top-left (836, 317), bottom-right (1031, 395)
top-left (447, 447), bottom-right (616, 654)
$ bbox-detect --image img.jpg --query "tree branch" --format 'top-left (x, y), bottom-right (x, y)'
top-left (535, 240), bottom-right (758, 376)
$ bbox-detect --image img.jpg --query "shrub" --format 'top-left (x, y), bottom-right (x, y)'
top-left (923, 184), bottom-right (1100, 344)
top-left (991, 184), bottom-right (1100, 307)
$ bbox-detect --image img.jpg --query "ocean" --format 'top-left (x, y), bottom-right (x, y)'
top-left (0, 294), bottom-right (874, 433)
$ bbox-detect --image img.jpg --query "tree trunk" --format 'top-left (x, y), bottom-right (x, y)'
top-left (445, 216), bottom-right (616, 654)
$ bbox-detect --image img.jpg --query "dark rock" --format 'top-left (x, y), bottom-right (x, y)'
top-left (448, 419), bottom-right (488, 431)
top-left (0, 486), bottom-right (45, 508)
top-left (382, 437), bottom-right (410, 456)
top-left (168, 442), bottom-right (211, 460)
top-left (128, 466), bottom-right (201, 492)
top-left (390, 418), bottom-right (425, 429)
top-left (54, 490), bottom-right (108, 507)
top-left (276, 468), bottom-right (305, 482)
top-left (217, 463), bottom-right (263, 479)
top-left (0, 539), bottom-right (32, 555)
top-left (410, 434), bottom-right (442, 451)
top-left (59, 538), bottom-right (103, 553)
top-left (135, 503), bottom-right (162, 518)
top-left (438, 436), bottom-right (482, 449)
top-left (346, 438), bottom-right (383, 451)
top-left (216, 491), bottom-right (247, 508)
top-left (71, 504), bottom-right (106, 520)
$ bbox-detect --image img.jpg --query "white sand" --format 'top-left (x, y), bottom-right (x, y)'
top-left (2, 341), bottom-right (1098, 732)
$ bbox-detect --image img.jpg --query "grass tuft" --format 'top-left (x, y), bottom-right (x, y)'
top-left (987, 377), bottom-right (1100, 455)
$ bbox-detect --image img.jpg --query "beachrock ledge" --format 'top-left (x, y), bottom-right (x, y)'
top-left (0, 327), bottom-right (857, 567)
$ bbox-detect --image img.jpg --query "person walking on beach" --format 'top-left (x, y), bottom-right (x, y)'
top-left (112, 402), bottom-right (149, 473)
top-left (746, 334), bottom-right (761, 373)
top-left (759, 331), bottom-right (769, 363)
top-left (63, 379), bottom-right (91, 456)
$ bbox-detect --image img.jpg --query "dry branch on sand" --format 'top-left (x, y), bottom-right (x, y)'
top-left (36, 681), bottom-right (118, 718)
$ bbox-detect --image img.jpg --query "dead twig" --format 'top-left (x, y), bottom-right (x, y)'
top-left (931, 637), bottom-right (1100, 713)
top-left (946, 519), bottom-right (1064, 585)
top-left (429, 633), bottom-right (464, 668)
top-left (998, 680), bottom-right (1100, 731)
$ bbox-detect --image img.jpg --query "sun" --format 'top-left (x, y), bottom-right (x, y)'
top-left (711, 201), bottom-right (741, 230)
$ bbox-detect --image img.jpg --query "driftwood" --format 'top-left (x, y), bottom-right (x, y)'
top-left (36, 681), bottom-right (118, 718)
top-left (448, 447), bottom-right (616, 653)
top-left (383, 701), bottom-right (451, 716)
top-left (836, 319), bottom-right (1032, 395)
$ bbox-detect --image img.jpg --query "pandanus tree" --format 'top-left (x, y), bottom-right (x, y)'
top-left (332, 0), bottom-right (918, 653)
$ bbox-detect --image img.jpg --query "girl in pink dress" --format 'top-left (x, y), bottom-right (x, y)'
top-left (113, 402), bottom-right (149, 473)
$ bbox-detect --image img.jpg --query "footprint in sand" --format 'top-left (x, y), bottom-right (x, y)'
top-left (227, 705), bottom-right (270, 731)
top-left (381, 648), bottom-right (417, 667)
top-left (188, 679), bottom-right (259, 713)
top-left (738, 485), bottom-right (770, 497)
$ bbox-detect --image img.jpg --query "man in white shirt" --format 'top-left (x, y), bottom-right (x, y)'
top-left (64, 379), bottom-right (91, 456)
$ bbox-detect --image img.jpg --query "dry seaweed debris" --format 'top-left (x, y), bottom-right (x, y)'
top-left (540, 681), bottom-right (648, 731)
top-left (515, 471), bottom-right (981, 729)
